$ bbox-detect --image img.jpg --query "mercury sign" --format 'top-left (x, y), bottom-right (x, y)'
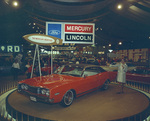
top-left (65, 24), bottom-right (93, 33)
top-left (0, 45), bottom-right (21, 53)
top-left (46, 22), bottom-right (95, 44)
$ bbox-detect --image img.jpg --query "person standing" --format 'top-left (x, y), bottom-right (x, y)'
top-left (12, 59), bottom-right (20, 81)
top-left (25, 62), bottom-right (33, 78)
top-left (117, 59), bottom-right (128, 94)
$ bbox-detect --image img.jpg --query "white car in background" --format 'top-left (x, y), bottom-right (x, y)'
top-left (109, 62), bottom-right (136, 71)
top-left (109, 62), bottom-right (118, 67)
top-left (86, 58), bottom-right (95, 64)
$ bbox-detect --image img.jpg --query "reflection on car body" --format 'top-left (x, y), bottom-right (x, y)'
top-left (18, 64), bottom-right (112, 107)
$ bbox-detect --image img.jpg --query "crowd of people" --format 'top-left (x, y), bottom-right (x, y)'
top-left (0, 53), bottom-right (129, 81)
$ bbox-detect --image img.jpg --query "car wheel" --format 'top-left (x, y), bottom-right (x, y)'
top-left (60, 90), bottom-right (74, 107)
top-left (102, 80), bottom-right (109, 90)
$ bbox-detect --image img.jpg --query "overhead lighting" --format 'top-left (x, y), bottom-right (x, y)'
top-left (117, 4), bottom-right (123, 10)
top-left (108, 49), bottom-right (113, 53)
top-left (12, 1), bottom-right (19, 7)
top-left (119, 42), bottom-right (122, 45)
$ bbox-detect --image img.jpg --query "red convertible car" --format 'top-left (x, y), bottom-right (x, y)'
top-left (18, 64), bottom-right (112, 107)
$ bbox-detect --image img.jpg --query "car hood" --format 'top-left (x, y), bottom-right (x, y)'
top-left (19, 74), bottom-right (80, 89)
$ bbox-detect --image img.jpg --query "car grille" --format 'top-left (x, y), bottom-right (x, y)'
top-left (18, 84), bottom-right (49, 97)
top-left (28, 86), bottom-right (38, 94)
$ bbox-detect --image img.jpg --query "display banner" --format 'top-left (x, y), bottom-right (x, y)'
top-left (65, 34), bottom-right (93, 43)
top-left (0, 45), bottom-right (22, 53)
top-left (47, 23), bottom-right (62, 39)
top-left (23, 34), bottom-right (63, 46)
top-left (46, 22), bottom-right (95, 44)
top-left (65, 24), bottom-right (93, 33)
top-left (54, 47), bottom-right (76, 50)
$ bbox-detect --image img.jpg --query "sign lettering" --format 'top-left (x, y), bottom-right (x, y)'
top-left (0, 45), bottom-right (22, 53)
top-left (65, 24), bottom-right (93, 33)
top-left (14, 46), bottom-right (20, 52)
top-left (65, 34), bottom-right (93, 42)
top-left (7, 46), bottom-right (13, 52)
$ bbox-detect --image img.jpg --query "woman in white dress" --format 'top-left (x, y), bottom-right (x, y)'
top-left (117, 59), bottom-right (128, 94)
top-left (12, 59), bottom-right (20, 80)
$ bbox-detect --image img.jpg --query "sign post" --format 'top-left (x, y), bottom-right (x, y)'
top-left (23, 22), bottom-right (95, 78)
top-left (23, 33), bottom-right (63, 78)
top-left (31, 44), bottom-right (42, 78)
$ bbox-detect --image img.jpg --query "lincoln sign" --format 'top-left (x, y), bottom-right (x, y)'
top-left (23, 34), bottom-right (63, 46)
top-left (46, 22), bottom-right (95, 44)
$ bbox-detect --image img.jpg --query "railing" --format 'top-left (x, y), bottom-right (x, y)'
top-left (111, 80), bottom-right (150, 121)
top-left (0, 81), bottom-right (17, 121)
top-left (0, 79), bottom-right (150, 121)
top-left (0, 81), bottom-right (18, 96)
top-left (126, 80), bottom-right (150, 93)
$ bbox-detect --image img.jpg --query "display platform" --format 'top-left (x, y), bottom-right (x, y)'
top-left (6, 84), bottom-right (150, 121)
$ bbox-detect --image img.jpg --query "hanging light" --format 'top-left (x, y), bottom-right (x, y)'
top-left (119, 42), bottom-right (122, 45)
top-left (117, 4), bottom-right (123, 10)
top-left (12, 1), bottom-right (19, 7)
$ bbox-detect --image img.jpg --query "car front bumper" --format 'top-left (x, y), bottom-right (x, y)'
top-left (18, 89), bottom-right (54, 103)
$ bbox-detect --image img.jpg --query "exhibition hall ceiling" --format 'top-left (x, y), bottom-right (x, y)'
top-left (0, 0), bottom-right (150, 49)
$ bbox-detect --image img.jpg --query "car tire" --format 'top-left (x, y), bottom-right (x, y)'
top-left (102, 80), bottom-right (109, 90)
top-left (60, 90), bottom-right (74, 107)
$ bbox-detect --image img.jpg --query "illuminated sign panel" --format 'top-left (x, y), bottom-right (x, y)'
top-left (46, 22), bottom-right (95, 44)
top-left (54, 47), bottom-right (76, 50)
top-left (65, 24), bottom-right (93, 33)
top-left (0, 45), bottom-right (22, 53)
top-left (65, 34), bottom-right (93, 43)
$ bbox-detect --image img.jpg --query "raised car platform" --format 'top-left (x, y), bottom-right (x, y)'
top-left (6, 84), bottom-right (150, 121)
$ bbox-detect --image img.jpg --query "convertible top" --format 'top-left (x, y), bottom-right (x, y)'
top-left (66, 63), bottom-right (101, 68)
top-left (64, 63), bottom-right (106, 73)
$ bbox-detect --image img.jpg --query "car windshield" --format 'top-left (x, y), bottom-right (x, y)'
top-left (54, 65), bottom-right (84, 77)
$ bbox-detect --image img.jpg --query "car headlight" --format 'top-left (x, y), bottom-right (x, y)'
top-left (21, 84), bottom-right (28, 90)
top-left (41, 89), bottom-right (46, 95)
top-left (41, 89), bottom-right (49, 96)
top-left (24, 85), bottom-right (28, 90)
top-left (21, 84), bottom-right (25, 90)
top-left (46, 90), bottom-right (50, 96)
